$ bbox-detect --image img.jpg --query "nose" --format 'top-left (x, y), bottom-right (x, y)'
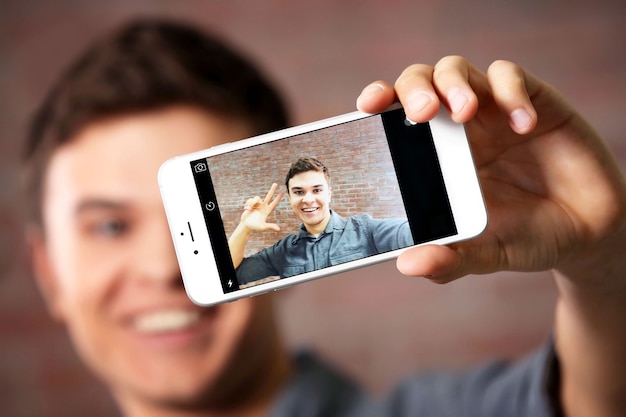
top-left (302, 191), bottom-right (315, 204)
top-left (134, 216), bottom-right (183, 288)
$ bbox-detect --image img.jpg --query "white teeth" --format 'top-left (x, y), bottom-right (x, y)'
top-left (302, 208), bottom-right (318, 212)
top-left (134, 310), bottom-right (201, 333)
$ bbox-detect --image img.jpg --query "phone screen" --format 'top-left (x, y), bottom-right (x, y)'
top-left (190, 107), bottom-right (456, 293)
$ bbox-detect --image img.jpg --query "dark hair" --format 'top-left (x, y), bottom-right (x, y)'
top-left (285, 157), bottom-right (330, 192)
top-left (22, 18), bottom-right (289, 225)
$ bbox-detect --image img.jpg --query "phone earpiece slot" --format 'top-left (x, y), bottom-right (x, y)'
top-left (187, 222), bottom-right (195, 242)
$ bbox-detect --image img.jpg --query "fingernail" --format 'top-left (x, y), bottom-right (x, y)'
top-left (408, 90), bottom-right (434, 114)
top-left (357, 83), bottom-right (385, 108)
top-left (510, 108), bottom-right (532, 131)
top-left (447, 88), bottom-right (469, 114)
top-left (360, 83), bottom-right (384, 98)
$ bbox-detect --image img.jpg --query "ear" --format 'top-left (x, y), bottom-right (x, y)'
top-left (27, 226), bottom-right (66, 322)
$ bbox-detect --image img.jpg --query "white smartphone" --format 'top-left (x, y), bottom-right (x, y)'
top-left (159, 105), bottom-right (487, 306)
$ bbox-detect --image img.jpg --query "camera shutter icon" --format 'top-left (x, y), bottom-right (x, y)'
top-left (194, 162), bottom-right (207, 173)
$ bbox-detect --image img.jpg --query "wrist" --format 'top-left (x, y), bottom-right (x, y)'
top-left (235, 221), bottom-right (254, 237)
top-left (554, 224), bottom-right (626, 295)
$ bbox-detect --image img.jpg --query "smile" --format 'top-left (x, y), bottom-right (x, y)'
top-left (133, 309), bottom-right (201, 333)
top-left (302, 207), bottom-right (319, 213)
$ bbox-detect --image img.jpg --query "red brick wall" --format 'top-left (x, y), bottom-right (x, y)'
top-left (1, 1), bottom-right (625, 416)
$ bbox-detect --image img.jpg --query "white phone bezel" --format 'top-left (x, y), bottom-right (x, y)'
top-left (158, 106), bottom-right (487, 306)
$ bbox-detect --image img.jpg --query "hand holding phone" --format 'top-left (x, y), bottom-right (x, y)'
top-left (159, 105), bottom-right (487, 305)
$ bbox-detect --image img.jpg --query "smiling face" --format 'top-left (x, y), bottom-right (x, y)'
top-left (30, 106), bottom-right (289, 413)
top-left (287, 170), bottom-right (332, 236)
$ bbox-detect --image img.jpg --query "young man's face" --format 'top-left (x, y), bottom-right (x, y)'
top-left (287, 170), bottom-right (332, 235)
top-left (31, 107), bottom-right (283, 410)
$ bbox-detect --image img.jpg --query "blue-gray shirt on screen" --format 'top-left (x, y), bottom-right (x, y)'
top-left (236, 211), bottom-right (414, 285)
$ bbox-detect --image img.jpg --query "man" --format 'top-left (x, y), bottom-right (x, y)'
top-left (24, 19), bottom-right (293, 417)
top-left (228, 157), bottom-right (413, 285)
top-left (22, 18), bottom-right (626, 417)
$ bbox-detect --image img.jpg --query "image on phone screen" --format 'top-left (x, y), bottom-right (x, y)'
top-left (189, 108), bottom-right (457, 293)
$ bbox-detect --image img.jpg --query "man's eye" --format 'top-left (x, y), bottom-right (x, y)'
top-left (91, 219), bottom-right (128, 237)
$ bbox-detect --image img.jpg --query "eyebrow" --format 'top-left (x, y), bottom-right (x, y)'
top-left (290, 184), bottom-right (325, 190)
top-left (74, 199), bottom-right (131, 217)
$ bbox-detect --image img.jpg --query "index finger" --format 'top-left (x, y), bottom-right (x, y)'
top-left (268, 191), bottom-right (284, 210)
top-left (357, 66), bottom-right (440, 124)
top-left (356, 81), bottom-right (397, 114)
top-left (263, 183), bottom-right (279, 203)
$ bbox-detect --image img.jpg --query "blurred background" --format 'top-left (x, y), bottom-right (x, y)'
top-left (1, 0), bottom-right (624, 415)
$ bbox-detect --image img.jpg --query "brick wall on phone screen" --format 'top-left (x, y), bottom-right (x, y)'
top-left (210, 115), bottom-right (406, 256)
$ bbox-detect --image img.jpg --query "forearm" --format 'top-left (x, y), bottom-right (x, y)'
top-left (228, 223), bottom-right (252, 269)
top-left (553, 227), bottom-right (626, 417)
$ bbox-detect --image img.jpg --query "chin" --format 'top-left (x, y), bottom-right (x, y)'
top-left (113, 365), bottom-right (229, 414)
top-left (113, 296), bottom-right (277, 413)
top-left (146, 382), bottom-right (219, 411)
top-left (101, 335), bottom-right (233, 412)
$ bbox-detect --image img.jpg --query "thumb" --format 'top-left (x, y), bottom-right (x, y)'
top-left (265, 222), bottom-right (281, 232)
top-left (396, 244), bottom-right (464, 283)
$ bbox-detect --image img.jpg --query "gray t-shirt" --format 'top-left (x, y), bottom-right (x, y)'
top-left (269, 342), bottom-right (561, 417)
